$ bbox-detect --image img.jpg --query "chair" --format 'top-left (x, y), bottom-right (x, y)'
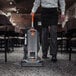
top-left (57, 24), bottom-right (67, 53)
top-left (66, 29), bottom-right (76, 61)
top-left (64, 17), bottom-right (76, 60)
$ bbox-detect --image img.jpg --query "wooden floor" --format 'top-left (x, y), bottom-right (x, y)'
top-left (0, 47), bottom-right (76, 76)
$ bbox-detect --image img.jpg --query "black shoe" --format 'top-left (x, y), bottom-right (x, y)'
top-left (51, 55), bottom-right (57, 62)
top-left (42, 56), bottom-right (49, 59)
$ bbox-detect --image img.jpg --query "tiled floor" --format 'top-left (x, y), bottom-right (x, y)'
top-left (0, 47), bottom-right (76, 76)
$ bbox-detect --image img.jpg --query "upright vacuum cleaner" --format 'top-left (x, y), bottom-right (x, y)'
top-left (21, 14), bottom-right (43, 66)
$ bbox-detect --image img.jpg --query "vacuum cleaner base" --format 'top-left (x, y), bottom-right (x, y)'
top-left (21, 58), bottom-right (43, 67)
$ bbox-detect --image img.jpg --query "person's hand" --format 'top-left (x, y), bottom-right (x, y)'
top-left (61, 14), bottom-right (65, 22)
top-left (31, 12), bottom-right (35, 17)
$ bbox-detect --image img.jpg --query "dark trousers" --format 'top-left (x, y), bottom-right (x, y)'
top-left (41, 8), bottom-right (58, 57)
top-left (42, 26), bottom-right (57, 56)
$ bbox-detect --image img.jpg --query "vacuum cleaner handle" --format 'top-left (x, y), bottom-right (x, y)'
top-left (32, 13), bottom-right (35, 28)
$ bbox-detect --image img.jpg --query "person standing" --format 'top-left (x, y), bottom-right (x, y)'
top-left (31, 0), bottom-right (65, 62)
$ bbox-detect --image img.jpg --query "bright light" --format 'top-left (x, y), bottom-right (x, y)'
top-left (7, 12), bottom-right (11, 17)
top-left (9, 1), bottom-right (13, 5)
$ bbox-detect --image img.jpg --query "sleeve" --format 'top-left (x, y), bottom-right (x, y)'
top-left (31, 0), bottom-right (40, 13)
top-left (59, 0), bottom-right (66, 15)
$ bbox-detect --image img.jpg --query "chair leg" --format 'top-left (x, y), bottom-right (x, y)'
top-left (69, 47), bottom-right (72, 61)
